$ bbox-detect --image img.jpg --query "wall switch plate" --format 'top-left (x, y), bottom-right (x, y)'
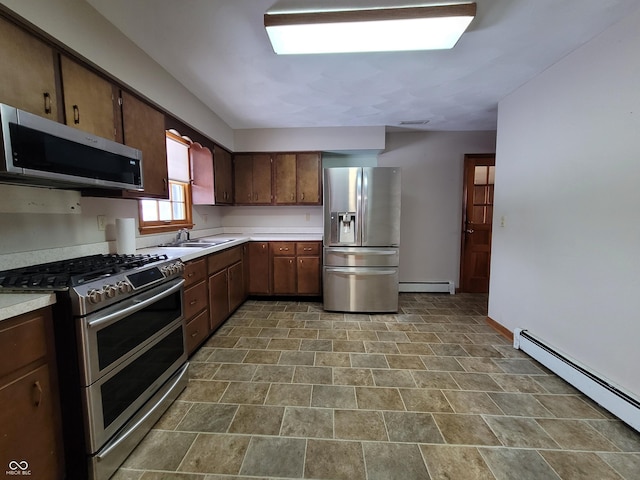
top-left (97, 215), bottom-right (107, 231)
top-left (500, 215), bottom-right (506, 227)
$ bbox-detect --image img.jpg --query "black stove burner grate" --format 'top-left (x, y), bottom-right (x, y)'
top-left (0, 253), bottom-right (169, 291)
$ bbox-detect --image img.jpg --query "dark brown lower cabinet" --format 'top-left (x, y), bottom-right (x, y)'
top-left (248, 242), bottom-right (270, 294)
top-left (208, 246), bottom-right (245, 331)
top-left (0, 308), bottom-right (64, 480)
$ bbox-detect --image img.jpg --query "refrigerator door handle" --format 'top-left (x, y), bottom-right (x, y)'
top-left (328, 248), bottom-right (398, 256)
top-left (325, 267), bottom-right (397, 275)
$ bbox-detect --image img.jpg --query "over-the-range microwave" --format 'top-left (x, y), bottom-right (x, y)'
top-left (0, 103), bottom-right (143, 190)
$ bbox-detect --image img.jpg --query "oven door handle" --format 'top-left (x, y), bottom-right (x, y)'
top-left (86, 279), bottom-right (184, 330)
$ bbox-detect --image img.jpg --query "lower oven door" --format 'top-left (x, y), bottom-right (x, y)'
top-left (82, 322), bottom-right (187, 453)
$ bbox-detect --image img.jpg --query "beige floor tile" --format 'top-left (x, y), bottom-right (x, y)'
top-left (175, 403), bottom-right (237, 433)
top-left (587, 420), bottom-right (640, 452)
top-left (372, 368), bottom-right (417, 387)
top-left (432, 414), bottom-right (501, 445)
top-left (265, 383), bottom-right (312, 406)
top-left (212, 363), bottom-right (257, 381)
top-left (534, 394), bottom-right (607, 419)
top-left (315, 351), bottom-right (351, 367)
top-left (122, 430), bottom-right (196, 470)
top-left (483, 416), bottom-right (560, 448)
top-left (242, 349), bottom-right (281, 364)
top-left (240, 436), bottom-right (306, 478)
top-left (420, 445), bottom-right (495, 480)
top-left (363, 443), bottom-right (429, 480)
top-left (219, 381), bottom-right (269, 404)
top-left (479, 448), bottom-right (560, 480)
top-left (178, 433), bottom-right (250, 475)
top-left (293, 365), bottom-right (332, 384)
top-left (598, 452), bottom-right (640, 479)
top-left (444, 391), bottom-right (503, 414)
top-left (488, 392), bottom-right (554, 417)
top-left (279, 351), bottom-right (315, 365)
top-left (399, 388), bottom-right (453, 413)
top-left (364, 341), bottom-right (400, 354)
top-left (451, 372), bottom-right (504, 391)
top-left (350, 353), bottom-right (389, 368)
top-left (355, 387), bottom-right (405, 410)
top-left (311, 385), bottom-right (357, 408)
top-left (334, 409), bottom-right (387, 440)
top-left (385, 354), bottom-right (426, 370)
top-left (228, 405), bottom-right (284, 435)
top-left (281, 406), bottom-right (333, 438)
top-left (251, 364), bottom-right (294, 383)
top-left (333, 367), bottom-right (374, 386)
top-left (536, 418), bottom-right (619, 451)
top-left (540, 451), bottom-right (624, 480)
top-left (178, 380), bottom-right (228, 403)
top-left (304, 439), bottom-right (366, 480)
top-left (383, 411), bottom-right (444, 443)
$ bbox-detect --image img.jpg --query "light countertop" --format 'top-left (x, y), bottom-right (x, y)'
top-left (1, 233), bottom-right (323, 320)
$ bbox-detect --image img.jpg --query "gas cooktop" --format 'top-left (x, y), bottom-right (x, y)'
top-left (0, 253), bottom-right (170, 291)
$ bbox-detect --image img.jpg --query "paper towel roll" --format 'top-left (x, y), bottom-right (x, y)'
top-left (115, 218), bottom-right (136, 254)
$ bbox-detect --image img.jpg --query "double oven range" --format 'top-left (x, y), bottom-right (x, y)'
top-left (0, 253), bottom-right (189, 480)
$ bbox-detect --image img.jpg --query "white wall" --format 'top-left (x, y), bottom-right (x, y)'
top-left (0, 0), bottom-right (234, 150)
top-left (378, 131), bottom-right (496, 285)
top-left (489, 6), bottom-right (640, 397)
top-left (235, 126), bottom-right (385, 152)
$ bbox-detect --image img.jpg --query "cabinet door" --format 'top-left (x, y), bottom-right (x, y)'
top-left (248, 242), bottom-right (270, 294)
top-left (121, 91), bottom-right (169, 198)
top-left (228, 262), bottom-right (245, 312)
top-left (190, 142), bottom-right (214, 204)
top-left (60, 56), bottom-right (118, 140)
top-left (297, 153), bottom-right (321, 204)
top-left (297, 256), bottom-right (321, 295)
top-left (0, 364), bottom-right (61, 480)
top-left (214, 145), bottom-right (233, 204)
top-left (252, 154), bottom-right (273, 204)
top-left (234, 154), bottom-right (253, 205)
top-left (0, 17), bottom-right (58, 119)
top-left (209, 269), bottom-right (229, 331)
top-left (273, 256), bottom-right (296, 294)
top-left (274, 153), bottom-right (297, 204)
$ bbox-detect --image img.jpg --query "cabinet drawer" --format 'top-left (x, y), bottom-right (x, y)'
top-left (183, 258), bottom-right (207, 287)
top-left (0, 311), bottom-right (48, 379)
top-left (208, 246), bottom-right (243, 274)
top-left (184, 281), bottom-right (207, 319)
top-left (0, 363), bottom-right (61, 479)
top-left (271, 242), bottom-right (295, 256)
top-left (296, 242), bottom-right (320, 255)
top-left (185, 309), bottom-right (209, 355)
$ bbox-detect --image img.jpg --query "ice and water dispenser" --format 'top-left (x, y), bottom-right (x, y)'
top-left (331, 211), bottom-right (356, 244)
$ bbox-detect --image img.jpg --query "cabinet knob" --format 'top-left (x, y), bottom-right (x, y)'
top-left (43, 92), bottom-right (52, 114)
top-left (301, 192), bottom-right (305, 201)
top-left (191, 330), bottom-right (199, 338)
top-left (73, 104), bottom-right (80, 124)
top-left (32, 381), bottom-right (43, 407)
top-left (189, 300), bottom-right (197, 305)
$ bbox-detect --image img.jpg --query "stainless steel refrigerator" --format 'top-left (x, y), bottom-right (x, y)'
top-left (323, 167), bottom-right (401, 312)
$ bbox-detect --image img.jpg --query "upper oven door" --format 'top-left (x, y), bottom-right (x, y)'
top-left (77, 278), bottom-right (184, 386)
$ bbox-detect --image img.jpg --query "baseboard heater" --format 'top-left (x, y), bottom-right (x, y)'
top-left (399, 281), bottom-right (455, 294)
top-left (514, 329), bottom-right (639, 433)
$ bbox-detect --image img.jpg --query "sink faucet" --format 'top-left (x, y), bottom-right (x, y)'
top-left (175, 228), bottom-right (190, 243)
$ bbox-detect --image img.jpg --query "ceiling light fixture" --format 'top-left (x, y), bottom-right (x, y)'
top-left (264, 3), bottom-right (476, 55)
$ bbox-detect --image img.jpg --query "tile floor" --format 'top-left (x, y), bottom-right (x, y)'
top-left (114, 294), bottom-right (640, 480)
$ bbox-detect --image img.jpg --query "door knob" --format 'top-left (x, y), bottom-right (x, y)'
top-left (466, 229), bottom-right (475, 234)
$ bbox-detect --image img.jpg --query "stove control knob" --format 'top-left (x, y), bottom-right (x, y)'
top-left (117, 281), bottom-right (132, 293)
top-left (160, 265), bottom-right (170, 276)
top-left (175, 262), bottom-right (185, 273)
top-left (87, 288), bottom-right (104, 304)
top-left (104, 284), bottom-right (118, 298)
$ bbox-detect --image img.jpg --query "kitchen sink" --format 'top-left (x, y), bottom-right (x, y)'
top-left (159, 238), bottom-right (234, 248)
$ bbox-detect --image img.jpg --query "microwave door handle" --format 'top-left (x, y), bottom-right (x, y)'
top-left (86, 279), bottom-right (184, 330)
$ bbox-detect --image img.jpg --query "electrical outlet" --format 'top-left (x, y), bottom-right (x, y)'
top-left (500, 215), bottom-right (506, 227)
top-left (305, 213), bottom-right (310, 222)
top-left (97, 215), bottom-right (107, 231)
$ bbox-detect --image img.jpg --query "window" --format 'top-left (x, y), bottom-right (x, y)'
top-left (139, 131), bottom-right (193, 234)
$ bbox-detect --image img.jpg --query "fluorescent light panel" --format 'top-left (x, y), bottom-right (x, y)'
top-left (265, 3), bottom-right (476, 54)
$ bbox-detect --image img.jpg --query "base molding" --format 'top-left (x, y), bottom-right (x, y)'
top-left (486, 316), bottom-right (513, 341)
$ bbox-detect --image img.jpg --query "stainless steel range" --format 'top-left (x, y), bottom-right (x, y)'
top-left (0, 254), bottom-right (189, 480)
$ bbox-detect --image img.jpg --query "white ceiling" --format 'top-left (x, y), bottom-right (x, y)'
top-left (86, 0), bottom-right (639, 132)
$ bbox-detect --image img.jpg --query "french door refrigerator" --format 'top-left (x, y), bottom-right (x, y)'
top-left (323, 167), bottom-right (401, 312)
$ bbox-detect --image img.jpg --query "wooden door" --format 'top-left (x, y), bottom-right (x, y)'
top-left (208, 269), bottom-right (228, 331)
top-left (0, 17), bottom-right (59, 119)
top-left (273, 257), bottom-right (296, 294)
top-left (252, 154), bottom-right (272, 204)
top-left (190, 142), bottom-right (214, 204)
top-left (213, 145), bottom-right (233, 204)
top-left (274, 153), bottom-right (297, 204)
top-left (121, 91), bottom-right (168, 198)
top-left (297, 256), bottom-right (321, 295)
top-left (460, 154), bottom-right (495, 293)
top-left (248, 242), bottom-right (270, 294)
top-left (297, 153), bottom-right (321, 204)
top-left (228, 262), bottom-right (245, 311)
top-left (234, 154), bottom-right (253, 204)
top-left (60, 56), bottom-right (118, 140)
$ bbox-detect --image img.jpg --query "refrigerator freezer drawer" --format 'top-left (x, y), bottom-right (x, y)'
top-left (323, 266), bottom-right (399, 313)
top-left (323, 247), bottom-right (399, 267)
